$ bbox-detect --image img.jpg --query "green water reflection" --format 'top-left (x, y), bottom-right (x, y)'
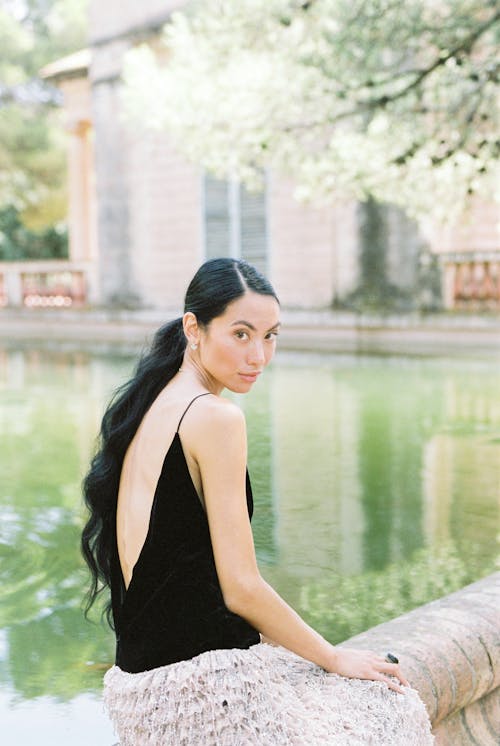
top-left (0, 347), bottom-right (498, 716)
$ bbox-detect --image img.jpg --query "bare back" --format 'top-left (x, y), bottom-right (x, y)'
top-left (116, 388), bottom-right (207, 588)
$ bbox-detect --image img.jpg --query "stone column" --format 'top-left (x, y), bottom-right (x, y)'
top-left (66, 119), bottom-right (92, 263)
top-left (4, 269), bottom-right (24, 307)
top-left (442, 263), bottom-right (456, 310)
top-left (71, 272), bottom-right (86, 306)
top-left (89, 39), bottom-right (139, 307)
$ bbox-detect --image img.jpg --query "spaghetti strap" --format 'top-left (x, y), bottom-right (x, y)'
top-left (176, 392), bottom-right (212, 433)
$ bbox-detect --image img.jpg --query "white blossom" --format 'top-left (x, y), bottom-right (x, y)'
top-left (122, 0), bottom-right (500, 220)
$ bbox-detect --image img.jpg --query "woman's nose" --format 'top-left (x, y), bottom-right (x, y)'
top-left (248, 341), bottom-right (265, 366)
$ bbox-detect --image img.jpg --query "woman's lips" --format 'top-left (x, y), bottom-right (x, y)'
top-left (238, 371), bottom-right (261, 383)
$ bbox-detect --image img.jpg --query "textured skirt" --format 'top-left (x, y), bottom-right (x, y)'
top-left (104, 643), bottom-right (434, 745)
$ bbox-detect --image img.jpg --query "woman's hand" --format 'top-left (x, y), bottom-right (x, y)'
top-left (328, 648), bottom-right (409, 694)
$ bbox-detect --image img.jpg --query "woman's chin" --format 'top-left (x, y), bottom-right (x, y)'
top-left (226, 379), bottom-right (257, 394)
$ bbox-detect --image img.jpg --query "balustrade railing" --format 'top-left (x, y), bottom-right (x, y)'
top-left (442, 255), bottom-right (500, 311)
top-left (0, 261), bottom-right (90, 308)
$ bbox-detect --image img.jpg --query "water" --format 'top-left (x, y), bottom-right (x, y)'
top-left (1, 346), bottom-right (499, 743)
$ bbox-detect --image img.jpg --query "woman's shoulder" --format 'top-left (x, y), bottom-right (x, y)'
top-left (191, 392), bottom-right (245, 428)
top-left (179, 392), bottom-right (246, 452)
top-left (183, 394), bottom-right (247, 474)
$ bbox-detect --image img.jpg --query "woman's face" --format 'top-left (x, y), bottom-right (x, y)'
top-left (198, 291), bottom-right (280, 393)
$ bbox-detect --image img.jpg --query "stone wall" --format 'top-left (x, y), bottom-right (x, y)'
top-left (269, 179), bottom-right (359, 308)
top-left (88, 0), bottom-right (187, 46)
top-left (88, 0), bottom-right (201, 308)
top-left (427, 201), bottom-right (500, 256)
top-left (340, 573), bottom-right (500, 744)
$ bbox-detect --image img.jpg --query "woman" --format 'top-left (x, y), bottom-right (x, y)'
top-left (82, 258), bottom-right (433, 745)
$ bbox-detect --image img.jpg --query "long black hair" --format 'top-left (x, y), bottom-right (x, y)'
top-left (81, 258), bottom-right (278, 624)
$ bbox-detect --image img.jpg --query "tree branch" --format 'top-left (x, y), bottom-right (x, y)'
top-left (281, 8), bottom-right (500, 133)
top-left (370, 7), bottom-right (500, 107)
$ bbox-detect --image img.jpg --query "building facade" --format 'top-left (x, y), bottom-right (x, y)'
top-left (24, 0), bottom-right (499, 313)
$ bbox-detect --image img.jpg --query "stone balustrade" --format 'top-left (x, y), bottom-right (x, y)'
top-left (0, 260), bottom-right (93, 307)
top-left (339, 573), bottom-right (499, 744)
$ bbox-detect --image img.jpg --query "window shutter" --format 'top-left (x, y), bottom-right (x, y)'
top-left (204, 174), bottom-right (231, 259)
top-left (240, 184), bottom-right (268, 274)
top-left (203, 173), bottom-right (268, 271)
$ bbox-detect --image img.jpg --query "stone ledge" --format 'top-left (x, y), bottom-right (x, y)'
top-left (1, 307), bottom-right (499, 356)
top-left (339, 573), bottom-right (500, 744)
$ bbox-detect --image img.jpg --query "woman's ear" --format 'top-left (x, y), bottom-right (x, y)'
top-left (183, 312), bottom-right (200, 347)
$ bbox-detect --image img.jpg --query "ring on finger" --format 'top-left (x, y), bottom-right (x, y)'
top-left (385, 652), bottom-right (399, 664)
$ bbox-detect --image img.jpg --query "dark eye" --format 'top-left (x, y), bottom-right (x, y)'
top-left (235, 330), bottom-right (249, 340)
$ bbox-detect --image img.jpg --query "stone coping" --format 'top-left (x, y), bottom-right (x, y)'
top-left (2, 306), bottom-right (500, 327)
top-left (1, 307), bottom-right (499, 356)
top-left (339, 573), bottom-right (500, 743)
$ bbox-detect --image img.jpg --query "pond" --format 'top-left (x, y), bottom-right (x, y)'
top-left (1, 345), bottom-right (498, 744)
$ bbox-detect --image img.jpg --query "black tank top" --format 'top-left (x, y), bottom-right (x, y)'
top-left (110, 393), bottom-right (260, 673)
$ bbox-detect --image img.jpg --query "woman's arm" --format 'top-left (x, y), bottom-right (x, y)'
top-left (187, 400), bottom-right (407, 694)
top-left (260, 634), bottom-right (277, 646)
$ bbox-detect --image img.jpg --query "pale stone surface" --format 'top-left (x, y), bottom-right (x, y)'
top-left (1, 307), bottom-right (500, 357)
top-left (91, 77), bottom-right (136, 306)
top-left (427, 200), bottom-right (500, 255)
top-left (339, 573), bottom-right (500, 744)
top-left (41, 64), bottom-right (99, 300)
top-left (88, 0), bottom-right (187, 45)
top-left (268, 178), bottom-right (359, 308)
top-left (125, 129), bottom-right (202, 310)
top-left (434, 687), bottom-right (500, 746)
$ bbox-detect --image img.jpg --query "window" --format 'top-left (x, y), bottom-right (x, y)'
top-left (203, 173), bottom-right (268, 273)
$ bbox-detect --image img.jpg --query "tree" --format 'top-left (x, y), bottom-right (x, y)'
top-left (122, 0), bottom-right (500, 220)
top-left (0, 0), bottom-right (87, 251)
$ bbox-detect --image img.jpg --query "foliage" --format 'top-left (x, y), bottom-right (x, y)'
top-left (0, 205), bottom-right (68, 260)
top-left (0, 0), bottom-right (88, 244)
top-left (122, 0), bottom-right (500, 220)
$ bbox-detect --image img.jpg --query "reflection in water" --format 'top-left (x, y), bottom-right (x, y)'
top-left (263, 356), bottom-right (498, 621)
top-left (240, 378), bottom-right (276, 563)
top-left (0, 347), bottom-right (498, 730)
top-left (300, 539), bottom-right (489, 644)
top-left (0, 348), bottom-right (127, 710)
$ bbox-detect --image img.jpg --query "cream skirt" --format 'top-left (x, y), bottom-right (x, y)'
top-left (104, 643), bottom-right (434, 745)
